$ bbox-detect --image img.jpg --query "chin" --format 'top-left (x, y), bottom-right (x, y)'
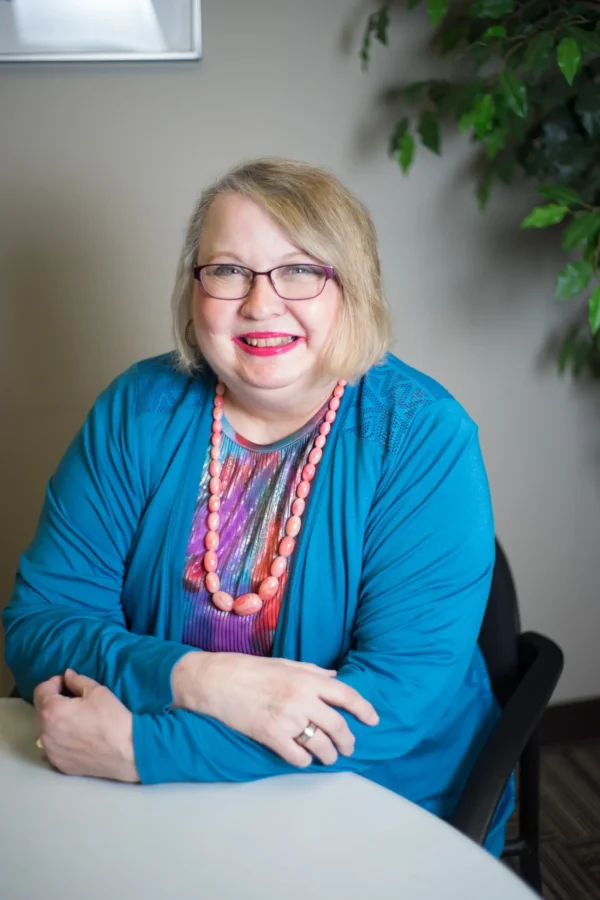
top-left (239, 366), bottom-right (305, 392)
top-left (235, 350), bottom-right (313, 392)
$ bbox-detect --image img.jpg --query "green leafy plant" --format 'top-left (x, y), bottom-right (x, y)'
top-left (361, 0), bottom-right (600, 377)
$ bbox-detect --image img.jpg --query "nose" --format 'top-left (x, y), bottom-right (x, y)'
top-left (240, 273), bottom-right (285, 320)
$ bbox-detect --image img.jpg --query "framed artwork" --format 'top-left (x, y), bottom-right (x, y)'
top-left (0, 0), bottom-right (202, 62)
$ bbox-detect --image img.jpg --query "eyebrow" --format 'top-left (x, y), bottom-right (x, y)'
top-left (203, 250), bottom-right (317, 265)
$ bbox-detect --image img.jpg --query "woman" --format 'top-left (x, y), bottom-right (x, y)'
top-left (3, 158), bottom-right (512, 854)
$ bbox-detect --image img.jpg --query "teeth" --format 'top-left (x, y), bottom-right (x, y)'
top-left (243, 336), bottom-right (295, 347)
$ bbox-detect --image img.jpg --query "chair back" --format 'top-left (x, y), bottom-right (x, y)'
top-left (478, 539), bottom-right (521, 708)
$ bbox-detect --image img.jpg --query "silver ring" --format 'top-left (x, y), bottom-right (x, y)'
top-left (295, 722), bottom-right (318, 745)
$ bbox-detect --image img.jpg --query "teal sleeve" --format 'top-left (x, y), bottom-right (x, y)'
top-left (2, 368), bottom-right (189, 714)
top-left (133, 399), bottom-right (496, 783)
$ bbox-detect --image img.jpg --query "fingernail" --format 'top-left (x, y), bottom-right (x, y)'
top-left (369, 711), bottom-right (380, 725)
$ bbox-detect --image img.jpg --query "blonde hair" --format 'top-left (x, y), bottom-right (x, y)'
top-left (171, 157), bottom-right (391, 382)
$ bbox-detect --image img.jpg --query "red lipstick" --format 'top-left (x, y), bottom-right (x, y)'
top-left (233, 332), bottom-right (303, 357)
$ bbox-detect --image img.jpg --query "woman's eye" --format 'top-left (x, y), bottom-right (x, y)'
top-left (212, 265), bottom-right (243, 276)
top-left (286, 265), bottom-right (318, 276)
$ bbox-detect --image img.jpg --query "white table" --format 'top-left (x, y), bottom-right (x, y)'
top-left (0, 699), bottom-right (535, 900)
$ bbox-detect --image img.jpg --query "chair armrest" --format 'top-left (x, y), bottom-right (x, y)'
top-left (450, 631), bottom-right (564, 845)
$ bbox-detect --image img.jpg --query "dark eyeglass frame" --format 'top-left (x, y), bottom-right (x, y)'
top-left (193, 263), bottom-right (336, 301)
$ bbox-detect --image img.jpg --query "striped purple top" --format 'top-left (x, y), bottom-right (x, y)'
top-left (182, 405), bottom-right (326, 656)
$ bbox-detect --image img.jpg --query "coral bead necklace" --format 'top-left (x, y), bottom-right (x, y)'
top-left (204, 379), bottom-right (346, 616)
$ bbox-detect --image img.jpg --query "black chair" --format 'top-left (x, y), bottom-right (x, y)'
top-left (451, 539), bottom-right (564, 895)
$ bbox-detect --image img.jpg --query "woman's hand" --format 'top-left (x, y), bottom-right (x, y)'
top-left (171, 652), bottom-right (379, 768)
top-left (34, 670), bottom-right (139, 783)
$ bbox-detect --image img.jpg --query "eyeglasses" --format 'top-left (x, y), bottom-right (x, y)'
top-left (193, 263), bottom-right (336, 301)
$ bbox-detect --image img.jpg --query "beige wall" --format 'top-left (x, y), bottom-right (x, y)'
top-left (1, 0), bottom-right (598, 702)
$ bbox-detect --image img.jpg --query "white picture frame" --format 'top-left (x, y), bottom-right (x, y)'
top-left (0, 0), bottom-right (202, 63)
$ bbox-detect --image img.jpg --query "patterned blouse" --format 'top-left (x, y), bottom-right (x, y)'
top-left (182, 406), bottom-right (326, 656)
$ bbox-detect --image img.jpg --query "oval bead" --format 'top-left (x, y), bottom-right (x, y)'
top-left (319, 422), bottom-right (331, 436)
top-left (296, 480), bottom-right (311, 499)
top-left (208, 494), bottom-right (221, 512)
top-left (207, 512), bottom-right (220, 531)
top-left (212, 420), bottom-right (223, 434)
top-left (209, 460), bottom-right (222, 478)
top-left (309, 448), bottom-right (322, 465)
top-left (214, 395), bottom-right (224, 408)
top-left (302, 464), bottom-right (316, 482)
top-left (205, 572), bottom-right (220, 593)
top-left (205, 530), bottom-right (220, 551)
top-left (328, 396), bottom-right (340, 412)
top-left (270, 556), bottom-right (287, 578)
top-left (233, 593), bottom-right (263, 616)
top-left (212, 590), bottom-right (234, 612)
top-left (203, 550), bottom-right (218, 573)
top-left (210, 446), bottom-right (220, 460)
top-left (338, 379), bottom-right (347, 387)
top-left (333, 385), bottom-right (344, 398)
top-left (209, 477), bottom-right (222, 495)
top-left (213, 408), bottom-right (223, 420)
top-left (258, 576), bottom-right (279, 601)
top-left (325, 410), bottom-right (336, 424)
top-left (286, 516), bottom-right (302, 537)
top-left (279, 536), bottom-right (296, 557)
top-left (216, 382), bottom-right (226, 396)
top-left (315, 434), bottom-right (326, 449)
top-left (211, 432), bottom-right (222, 447)
top-left (291, 498), bottom-right (305, 516)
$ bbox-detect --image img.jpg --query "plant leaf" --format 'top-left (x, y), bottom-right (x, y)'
top-left (521, 204), bottom-right (569, 228)
top-left (589, 285), bottom-right (600, 335)
top-left (360, 6), bottom-right (390, 66)
top-left (537, 184), bottom-right (582, 206)
top-left (498, 70), bottom-right (528, 118)
top-left (567, 26), bottom-right (600, 57)
top-left (418, 110), bottom-right (441, 154)
top-left (470, 0), bottom-right (514, 19)
top-left (389, 117), bottom-right (409, 155)
top-left (427, 0), bottom-right (448, 26)
top-left (556, 37), bottom-right (582, 86)
top-left (477, 170), bottom-right (493, 211)
top-left (398, 133), bottom-right (415, 174)
top-left (563, 214), bottom-right (600, 252)
top-left (407, 0), bottom-right (421, 8)
top-left (482, 25), bottom-right (507, 39)
top-left (524, 32), bottom-right (555, 75)
top-left (485, 127), bottom-right (508, 159)
top-left (460, 93), bottom-right (496, 139)
top-left (474, 93), bottom-right (496, 139)
top-left (439, 22), bottom-right (467, 53)
top-left (555, 261), bottom-right (594, 300)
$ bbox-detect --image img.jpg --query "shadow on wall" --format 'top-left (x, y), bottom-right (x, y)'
top-left (0, 189), bottom-right (133, 695)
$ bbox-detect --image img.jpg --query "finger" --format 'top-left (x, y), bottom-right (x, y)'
top-left (300, 729), bottom-right (338, 766)
top-left (33, 676), bottom-right (65, 707)
top-left (271, 736), bottom-right (313, 769)
top-left (321, 681), bottom-right (379, 726)
top-left (63, 669), bottom-right (99, 697)
top-left (311, 704), bottom-right (356, 757)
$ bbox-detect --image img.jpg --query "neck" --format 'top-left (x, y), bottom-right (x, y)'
top-left (221, 380), bottom-right (337, 445)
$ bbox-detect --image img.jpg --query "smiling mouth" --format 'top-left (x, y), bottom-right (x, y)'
top-left (239, 336), bottom-right (298, 348)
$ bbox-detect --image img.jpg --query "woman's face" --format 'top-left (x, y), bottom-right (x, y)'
top-left (192, 192), bottom-right (341, 395)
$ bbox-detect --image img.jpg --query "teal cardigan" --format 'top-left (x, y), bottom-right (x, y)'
top-left (3, 352), bottom-right (513, 853)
